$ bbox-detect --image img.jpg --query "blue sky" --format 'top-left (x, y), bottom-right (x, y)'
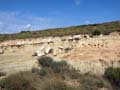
top-left (0, 0), bottom-right (120, 33)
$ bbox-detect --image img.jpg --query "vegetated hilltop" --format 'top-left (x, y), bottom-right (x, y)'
top-left (0, 21), bottom-right (120, 41)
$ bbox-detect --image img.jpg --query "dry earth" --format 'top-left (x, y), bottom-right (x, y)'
top-left (0, 34), bottom-right (120, 76)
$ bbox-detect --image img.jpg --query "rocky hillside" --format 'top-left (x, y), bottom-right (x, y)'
top-left (0, 33), bottom-right (120, 75)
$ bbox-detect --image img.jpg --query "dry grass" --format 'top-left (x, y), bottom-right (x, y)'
top-left (0, 57), bottom-right (114, 90)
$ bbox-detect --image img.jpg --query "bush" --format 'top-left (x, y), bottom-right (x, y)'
top-left (92, 30), bottom-right (101, 35)
top-left (0, 72), bottom-right (6, 77)
top-left (78, 74), bottom-right (112, 90)
top-left (39, 68), bottom-right (47, 76)
top-left (38, 56), bottom-right (53, 67)
top-left (0, 71), bottom-right (79, 90)
top-left (104, 67), bottom-right (120, 87)
top-left (38, 56), bottom-right (67, 72)
top-left (0, 57), bottom-right (114, 90)
top-left (51, 61), bottom-right (68, 73)
top-left (37, 78), bottom-right (75, 90)
top-left (0, 72), bottom-right (36, 90)
top-left (37, 56), bottom-right (80, 80)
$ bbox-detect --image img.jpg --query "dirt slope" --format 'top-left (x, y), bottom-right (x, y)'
top-left (0, 35), bottom-right (120, 75)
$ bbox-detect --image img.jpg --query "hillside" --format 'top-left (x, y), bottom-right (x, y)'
top-left (0, 21), bottom-right (120, 90)
top-left (0, 21), bottom-right (120, 41)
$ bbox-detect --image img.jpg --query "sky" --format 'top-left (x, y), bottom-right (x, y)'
top-left (0, 0), bottom-right (120, 33)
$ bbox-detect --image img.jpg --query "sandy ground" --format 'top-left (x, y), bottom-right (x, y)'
top-left (63, 44), bottom-right (120, 61)
top-left (0, 45), bottom-right (38, 75)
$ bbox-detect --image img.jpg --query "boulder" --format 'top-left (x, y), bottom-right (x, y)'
top-left (33, 47), bottom-right (45, 57)
top-left (45, 47), bottom-right (52, 54)
top-left (47, 38), bottom-right (54, 43)
top-left (34, 46), bottom-right (52, 57)
top-left (53, 51), bottom-right (57, 56)
top-left (58, 46), bottom-right (64, 50)
top-left (16, 42), bottom-right (22, 47)
top-left (0, 49), bottom-right (4, 54)
top-left (68, 36), bottom-right (73, 41)
top-left (36, 50), bottom-right (45, 57)
top-left (73, 35), bottom-right (81, 40)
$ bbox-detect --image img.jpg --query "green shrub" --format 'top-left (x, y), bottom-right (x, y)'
top-left (38, 78), bottom-right (75, 90)
top-left (78, 74), bottom-right (112, 90)
top-left (0, 71), bottom-right (79, 90)
top-left (0, 57), bottom-right (114, 90)
top-left (92, 30), bottom-right (101, 35)
top-left (38, 56), bottom-right (68, 72)
top-left (104, 67), bottom-right (120, 87)
top-left (31, 67), bottom-right (39, 73)
top-left (37, 56), bottom-right (80, 79)
top-left (38, 56), bottom-right (53, 67)
top-left (51, 61), bottom-right (68, 73)
top-left (39, 68), bottom-right (47, 76)
top-left (0, 72), bottom-right (36, 90)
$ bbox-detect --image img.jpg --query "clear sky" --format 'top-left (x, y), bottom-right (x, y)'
top-left (0, 0), bottom-right (120, 33)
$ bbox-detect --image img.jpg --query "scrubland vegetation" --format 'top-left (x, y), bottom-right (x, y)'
top-left (105, 67), bottom-right (120, 89)
top-left (0, 56), bottom-right (120, 90)
top-left (0, 21), bottom-right (120, 41)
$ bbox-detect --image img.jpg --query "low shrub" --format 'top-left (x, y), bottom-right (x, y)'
top-left (38, 56), bottom-right (53, 67)
top-left (78, 74), bottom-right (112, 90)
top-left (39, 68), bottom-right (47, 76)
top-left (104, 67), bottom-right (120, 87)
top-left (0, 71), bottom-right (36, 90)
top-left (38, 56), bottom-right (80, 79)
top-left (0, 71), bottom-right (80, 90)
top-left (51, 61), bottom-right (68, 73)
top-left (37, 77), bottom-right (76, 90)
top-left (0, 57), bottom-right (114, 90)
top-left (92, 30), bottom-right (101, 35)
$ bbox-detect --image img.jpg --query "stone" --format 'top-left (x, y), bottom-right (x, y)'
top-left (0, 49), bottom-right (4, 54)
top-left (45, 47), bottom-right (52, 54)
